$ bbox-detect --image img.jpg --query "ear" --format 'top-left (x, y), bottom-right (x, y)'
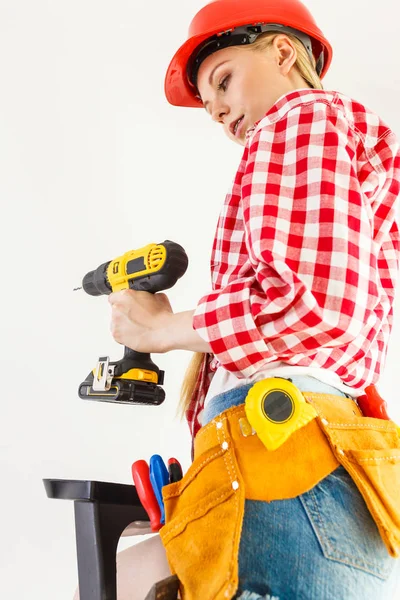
top-left (273, 34), bottom-right (297, 76)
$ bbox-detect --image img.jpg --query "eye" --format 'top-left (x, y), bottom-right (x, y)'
top-left (217, 74), bottom-right (230, 91)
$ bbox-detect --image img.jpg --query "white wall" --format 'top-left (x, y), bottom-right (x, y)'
top-left (1, 1), bottom-right (399, 598)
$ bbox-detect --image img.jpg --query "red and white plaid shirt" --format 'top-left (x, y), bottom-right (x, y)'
top-left (188, 89), bottom-right (400, 441)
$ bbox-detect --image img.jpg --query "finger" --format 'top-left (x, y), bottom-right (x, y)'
top-left (111, 302), bottom-right (131, 322)
top-left (108, 292), bottom-right (118, 305)
top-left (108, 290), bottom-right (129, 305)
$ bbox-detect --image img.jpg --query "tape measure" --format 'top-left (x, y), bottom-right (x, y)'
top-left (244, 378), bottom-right (318, 451)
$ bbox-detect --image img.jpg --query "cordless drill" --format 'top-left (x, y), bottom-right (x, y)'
top-left (77, 240), bottom-right (188, 406)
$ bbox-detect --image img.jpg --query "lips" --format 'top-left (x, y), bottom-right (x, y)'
top-left (230, 115), bottom-right (244, 137)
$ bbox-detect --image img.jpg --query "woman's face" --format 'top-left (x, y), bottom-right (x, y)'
top-left (196, 34), bottom-right (308, 146)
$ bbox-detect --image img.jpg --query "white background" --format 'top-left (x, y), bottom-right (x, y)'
top-left (1, 1), bottom-right (400, 598)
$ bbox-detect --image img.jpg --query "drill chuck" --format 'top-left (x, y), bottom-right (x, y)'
top-left (82, 261), bottom-right (112, 296)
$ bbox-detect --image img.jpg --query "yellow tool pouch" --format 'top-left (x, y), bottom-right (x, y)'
top-left (160, 420), bottom-right (246, 600)
top-left (304, 392), bottom-right (400, 559)
top-left (160, 390), bottom-right (400, 600)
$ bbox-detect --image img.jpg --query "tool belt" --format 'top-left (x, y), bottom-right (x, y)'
top-left (160, 388), bottom-right (400, 600)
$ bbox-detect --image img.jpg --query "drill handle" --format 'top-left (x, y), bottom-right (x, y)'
top-left (123, 346), bottom-right (149, 361)
top-left (115, 347), bottom-right (165, 386)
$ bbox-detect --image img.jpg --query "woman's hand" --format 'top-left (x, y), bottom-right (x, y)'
top-left (108, 289), bottom-right (174, 354)
top-left (108, 288), bottom-right (213, 354)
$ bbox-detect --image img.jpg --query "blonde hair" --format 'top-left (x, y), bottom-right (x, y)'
top-left (178, 32), bottom-right (323, 419)
top-left (178, 351), bottom-right (205, 418)
top-left (244, 30), bottom-right (324, 90)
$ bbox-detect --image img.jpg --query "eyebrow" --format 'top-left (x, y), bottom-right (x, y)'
top-left (202, 60), bottom-right (231, 112)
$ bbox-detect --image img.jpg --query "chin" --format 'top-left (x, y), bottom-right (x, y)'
top-left (234, 134), bottom-right (246, 147)
top-left (227, 132), bottom-right (245, 146)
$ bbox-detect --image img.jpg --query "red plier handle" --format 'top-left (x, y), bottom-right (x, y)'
top-left (357, 384), bottom-right (391, 420)
top-left (131, 460), bottom-right (162, 532)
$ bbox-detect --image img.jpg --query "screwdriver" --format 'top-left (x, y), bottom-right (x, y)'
top-left (149, 455), bottom-right (170, 525)
top-left (168, 458), bottom-right (183, 483)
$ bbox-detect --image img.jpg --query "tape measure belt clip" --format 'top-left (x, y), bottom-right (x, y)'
top-left (244, 378), bottom-right (318, 451)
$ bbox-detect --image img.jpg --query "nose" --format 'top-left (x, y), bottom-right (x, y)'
top-left (211, 99), bottom-right (230, 124)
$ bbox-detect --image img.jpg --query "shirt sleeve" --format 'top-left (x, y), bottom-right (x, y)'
top-left (192, 102), bottom-right (379, 378)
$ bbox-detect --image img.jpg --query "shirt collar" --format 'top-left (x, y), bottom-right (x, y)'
top-left (245, 88), bottom-right (335, 145)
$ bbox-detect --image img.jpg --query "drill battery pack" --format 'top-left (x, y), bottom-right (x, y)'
top-left (78, 350), bottom-right (165, 406)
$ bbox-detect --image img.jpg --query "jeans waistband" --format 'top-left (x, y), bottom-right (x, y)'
top-left (202, 375), bottom-right (353, 427)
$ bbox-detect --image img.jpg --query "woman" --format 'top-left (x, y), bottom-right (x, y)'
top-left (74, 0), bottom-right (400, 598)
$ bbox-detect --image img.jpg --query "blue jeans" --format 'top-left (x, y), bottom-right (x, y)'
top-left (202, 376), bottom-right (400, 600)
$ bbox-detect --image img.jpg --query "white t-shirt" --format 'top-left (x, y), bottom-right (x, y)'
top-left (203, 361), bottom-right (364, 410)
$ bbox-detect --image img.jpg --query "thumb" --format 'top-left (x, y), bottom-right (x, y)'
top-left (156, 292), bottom-right (173, 310)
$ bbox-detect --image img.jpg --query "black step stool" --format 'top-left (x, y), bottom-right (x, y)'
top-left (43, 479), bottom-right (179, 600)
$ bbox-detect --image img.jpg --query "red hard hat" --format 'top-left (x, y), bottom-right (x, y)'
top-left (165, 0), bottom-right (333, 108)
